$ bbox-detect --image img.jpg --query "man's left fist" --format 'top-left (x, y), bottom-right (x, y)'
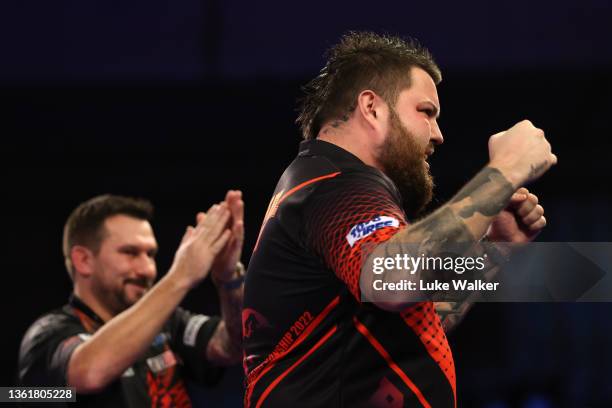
top-left (486, 187), bottom-right (546, 243)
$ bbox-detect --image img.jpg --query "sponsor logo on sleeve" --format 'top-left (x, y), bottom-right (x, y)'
top-left (346, 215), bottom-right (399, 247)
top-left (146, 350), bottom-right (178, 373)
top-left (183, 315), bottom-right (210, 347)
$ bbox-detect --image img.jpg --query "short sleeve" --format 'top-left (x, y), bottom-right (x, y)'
top-left (304, 171), bottom-right (407, 300)
top-left (18, 312), bottom-right (87, 386)
top-left (168, 308), bottom-right (224, 386)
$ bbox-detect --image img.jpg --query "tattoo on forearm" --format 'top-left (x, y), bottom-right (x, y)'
top-left (453, 167), bottom-right (514, 218)
top-left (437, 301), bottom-right (472, 333)
top-left (405, 207), bottom-right (473, 246)
top-left (221, 289), bottom-right (243, 345)
top-left (436, 267), bottom-right (501, 332)
top-left (394, 167), bottom-right (514, 249)
top-left (435, 241), bottom-right (505, 332)
top-left (363, 166), bottom-right (514, 306)
top-left (209, 289), bottom-right (243, 364)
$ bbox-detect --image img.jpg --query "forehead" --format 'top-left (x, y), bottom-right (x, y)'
top-left (397, 66), bottom-right (440, 108)
top-left (101, 214), bottom-right (157, 247)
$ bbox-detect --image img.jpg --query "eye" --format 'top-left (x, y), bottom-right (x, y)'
top-left (419, 107), bottom-right (435, 117)
top-left (119, 247), bottom-right (139, 257)
top-left (147, 250), bottom-right (158, 259)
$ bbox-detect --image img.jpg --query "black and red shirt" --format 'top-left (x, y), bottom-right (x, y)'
top-left (243, 140), bottom-right (456, 407)
top-left (18, 295), bottom-right (222, 407)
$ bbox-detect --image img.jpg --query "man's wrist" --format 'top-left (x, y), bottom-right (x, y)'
top-left (161, 266), bottom-right (194, 294)
top-left (487, 162), bottom-right (522, 190)
top-left (212, 262), bottom-right (245, 290)
top-left (481, 235), bottom-right (512, 264)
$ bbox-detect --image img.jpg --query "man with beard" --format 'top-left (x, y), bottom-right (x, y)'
top-left (18, 193), bottom-right (245, 407)
top-left (242, 32), bottom-right (556, 407)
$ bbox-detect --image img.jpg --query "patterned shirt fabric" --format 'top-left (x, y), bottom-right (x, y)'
top-left (18, 295), bottom-right (222, 408)
top-left (243, 139), bottom-right (456, 408)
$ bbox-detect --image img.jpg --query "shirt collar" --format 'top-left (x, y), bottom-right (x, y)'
top-left (69, 294), bottom-right (105, 327)
top-left (298, 139), bottom-right (365, 167)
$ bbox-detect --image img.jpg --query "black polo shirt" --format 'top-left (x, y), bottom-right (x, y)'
top-left (243, 140), bottom-right (456, 407)
top-left (18, 295), bottom-right (222, 407)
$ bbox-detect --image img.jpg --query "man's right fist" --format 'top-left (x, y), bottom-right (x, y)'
top-left (488, 120), bottom-right (558, 187)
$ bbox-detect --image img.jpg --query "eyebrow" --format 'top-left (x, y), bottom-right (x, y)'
top-left (118, 244), bottom-right (158, 254)
top-left (428, 102), bottom-right (441, 118)
top-left (420, 100), bottom-right (440, 118)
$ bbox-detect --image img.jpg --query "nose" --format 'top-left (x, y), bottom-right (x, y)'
top-left (135, 254), bottom-right (156, 281)
top-left (431, 120), bottom-right (444, 146)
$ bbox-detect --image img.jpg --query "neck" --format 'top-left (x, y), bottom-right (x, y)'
top-left (317, 127), bottom-right (380, 169)
top-left (73, 285), bottom-right (115, 322)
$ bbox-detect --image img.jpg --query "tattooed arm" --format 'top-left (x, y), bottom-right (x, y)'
top-left (436, 183), bottom-right (549, 332)
top-left (361, 120), bottom-right (557, 312)
top-left (434, 237), bottom-right (511, 332)
top-left (361, 166), bottom-right (515, 310)
top-left (207, 270), bottom-right (244, 365)
top-left (207, 190), bottom-right (245, 365)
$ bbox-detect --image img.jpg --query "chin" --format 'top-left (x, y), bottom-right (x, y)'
top-left (123, 287), bottom-right (147, 306)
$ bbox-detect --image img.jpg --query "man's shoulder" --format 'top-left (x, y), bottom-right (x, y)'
top-left (20, 306), bottom-right (81, 354)
top-left (304, 165), bottom-right (398, 204)
top-left (285, 154), bottom-right (388, 196)
top-left (18, 306), bottom-right (85, 386)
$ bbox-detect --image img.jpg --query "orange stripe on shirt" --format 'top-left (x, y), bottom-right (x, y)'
top-left (278, 172), bottom-right (341, 205)
top-left (353, 317), bottom-right (432, 408)
top-left (255, 326), bottom-right (337, 408)
top-left (252, 172), bottom-right (341, 253)
top-left (401, 302), bottom-right (456, 406)
top-left (245, 295), bottom-right (340, 407)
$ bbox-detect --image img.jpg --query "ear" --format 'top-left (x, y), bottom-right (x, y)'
top-left (356, 90), bottom-right (389, 137)
top-left (71, 245), bottom-right (95, 279)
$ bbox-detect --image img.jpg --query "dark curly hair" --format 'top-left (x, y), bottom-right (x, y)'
top-left (297, 31), bottom-right (441, 140)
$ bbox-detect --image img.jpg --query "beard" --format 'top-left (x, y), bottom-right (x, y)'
top-left (378, 107), bottom-right (434, 219)
top-left (90, 270), bottom-right (152, 316)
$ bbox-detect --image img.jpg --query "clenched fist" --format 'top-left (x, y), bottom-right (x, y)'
top-left (488, 120), bottom-right (557, 187)
top-left (486, 187), bottom-right (546, 243)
